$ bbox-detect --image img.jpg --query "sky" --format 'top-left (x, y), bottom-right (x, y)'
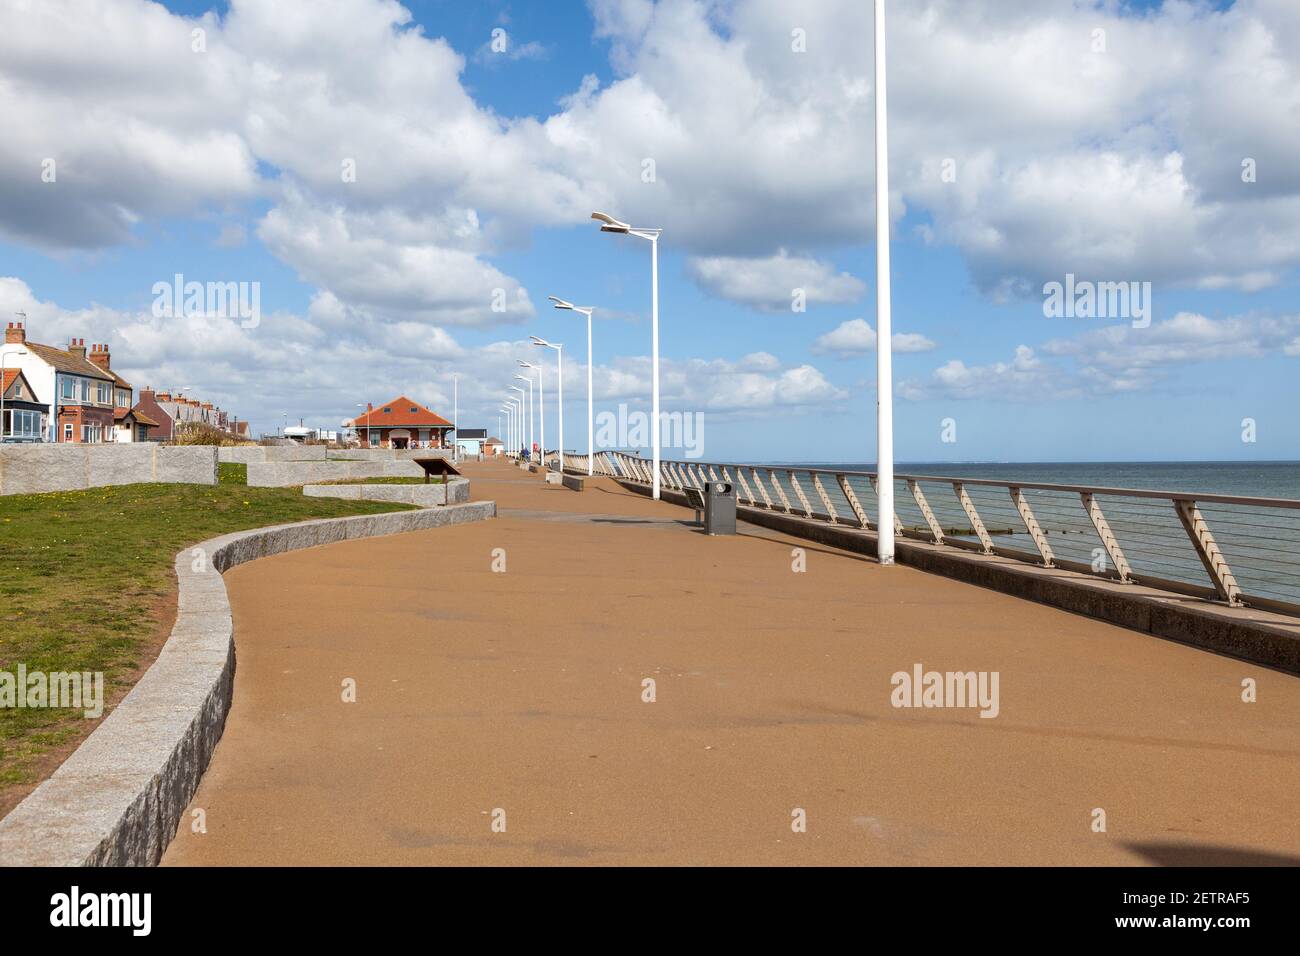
top-left (0, 0), bottom-right (1297, 463)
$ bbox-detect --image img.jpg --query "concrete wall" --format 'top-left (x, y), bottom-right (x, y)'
top-left (0, 499), bottom-right (497, 866)
top-left (218, 445), bottom-right (329, 464)
top-left (327, 448), bottom-right (452, 461)
top-left (303, 477), bottom-right (470, 507)
top-left (0, 443), bottom-right (217, 495)
top-left (246, 459), bottom-right (426, 487)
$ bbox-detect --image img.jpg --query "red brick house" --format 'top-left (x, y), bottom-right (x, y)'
top-left (349, 396), bottom-right (453, 449)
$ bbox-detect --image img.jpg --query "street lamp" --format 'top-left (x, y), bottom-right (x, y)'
top-left (874, 0), bottom-right (895, 566)
top-left (510, 384), bottom-right (529, 460)
top-left (548, 296), bottom-right (595, 476)
top-left (503, 401), bottom-right (517, 456)
top-left (592, 211), bottom-right (662, 499)
top-left (517, 362), bottom-right (542, 464)
top-left (452, 372), bottom-right (459, 461)
top-left (531, 336), bottom-right (563, 473)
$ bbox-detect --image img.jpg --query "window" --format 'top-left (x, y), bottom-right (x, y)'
top-left (63, 423), bottom-right (73, 441)
top-left (96, 382), bottom-right (110, 404)
top-left (383, 407), bottom-right (392, 413)
top-left (410, 406), bottom-right (418, 413)
top-left (60, 377), bottom-right (74, 400)
top-left (369, 431), bottom-right (379, 448)
top-left (80, 380), bottom-right (90, 402)
top-left (116, 388), bottom-right (129, 408)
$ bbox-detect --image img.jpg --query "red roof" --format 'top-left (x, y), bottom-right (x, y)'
top-left (349, 396), bottom-right (452, 428)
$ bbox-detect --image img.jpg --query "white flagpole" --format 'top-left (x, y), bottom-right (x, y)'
top-left (874, 0), bottom-right (895, 566)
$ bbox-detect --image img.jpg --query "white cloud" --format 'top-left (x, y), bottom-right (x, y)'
top-left (686, 251), bottom-right (865, 311)
top-left (899, 345), bottom-right (1078, 403)
top-left (811, 318), bottom-right (936, 357)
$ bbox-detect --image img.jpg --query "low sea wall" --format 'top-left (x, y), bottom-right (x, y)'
top-left (303, 477), bottom-right (470, 507)
top-left (0, 499), bottom-right (497, 866)
top-left (246, 459), bottom-right (426, 487)
top-left (218, 445), bottom-right (328, 463)
top-left (0, 444), bottom-right (217, 495)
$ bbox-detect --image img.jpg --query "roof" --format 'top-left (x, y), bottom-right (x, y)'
top-left (1, 368), bottom-right (42, 404)
top-left (109, 370), bottom-right (133, 390)
top-left (23, 341), bottom-right (115, 382)
top-left (485, 436), bottom-right (503, 445)
top-left (349, 396), bottom-right (452, 429)
top-left (115, 407), bottom-right (157, 426)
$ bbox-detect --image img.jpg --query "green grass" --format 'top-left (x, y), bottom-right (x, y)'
top-left (314, 476), bottom-right (444, 485)
top-left (218, 462), bottom-right (247, 484)
top-left (0, 482), bottom-right (414, 795)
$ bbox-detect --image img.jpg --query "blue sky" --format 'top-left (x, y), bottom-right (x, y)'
top-left (0, 0), bottom-right (1296, 462)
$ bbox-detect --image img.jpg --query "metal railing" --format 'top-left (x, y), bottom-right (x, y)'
top-left (576, 451), bottom-right (1300, 617)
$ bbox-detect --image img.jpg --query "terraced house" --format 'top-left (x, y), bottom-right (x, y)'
top-left (1, 324), bottom-right (117, 442)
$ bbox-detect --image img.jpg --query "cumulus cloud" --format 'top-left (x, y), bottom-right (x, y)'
top-left (901, 310), bottom-right (1300, 401)
top-left (811, 319), bottom-right (936, 357)
top-left (5, 0), bottom-right (1300, 300)
top-left (685, 251), bottom-right (865, 311)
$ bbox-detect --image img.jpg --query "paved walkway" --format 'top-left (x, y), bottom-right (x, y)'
top-left (163, 458), bottom-right (1300, 865)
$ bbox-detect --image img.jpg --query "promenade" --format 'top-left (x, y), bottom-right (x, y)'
top-left (162, 458), bottom-right (1300, 866)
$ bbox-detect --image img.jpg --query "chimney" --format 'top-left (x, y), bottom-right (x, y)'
top-left (5, 321), bottom-right (25, 345)
top-left (89, 341), bottom-right (111, 372)
top-left (68, 337), bottom-right (86, 360)
top-left (157, 392), bottom-right (172, 402)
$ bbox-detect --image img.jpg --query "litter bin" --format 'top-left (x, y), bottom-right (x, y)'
top-left (704, 480), bottom-right (736, 535)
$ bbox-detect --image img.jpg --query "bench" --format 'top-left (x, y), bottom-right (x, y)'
top-left (682, 486), bottom-right (705, 524)
top-left (413, 457), bottom-right (462, 483)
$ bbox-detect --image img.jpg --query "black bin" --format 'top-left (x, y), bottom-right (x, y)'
top-left (704, 480), bottom-right (736, 535)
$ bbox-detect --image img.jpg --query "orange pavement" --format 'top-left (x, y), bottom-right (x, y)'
top-left (162, 457), bottom-right (1300, 866)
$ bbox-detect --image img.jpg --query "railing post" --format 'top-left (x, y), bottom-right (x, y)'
top-left (734, 468), bottom-right (755, 505)
top-left (952, 482), bottom-right (993, 554)
top-left (1081, 492), bottom-right (1132, 582)
top-left (870, 476), bottom-right (905, 535)
top-left (811, 473), bottom-right (838, 524)
top-left (751, 468), bottom-right (774, 510)
top-left (769, 471), bottom-right (793, 513)
top-left (1009, 487), bottom-right (1055, 567)
top-left (906, 479), bottom-right (945, 545)
top-left (1174, 499), bottom-right (1244, 606)
top-left (837, 474), bottom-right (871, 529)
top-left (787, 471), bottom-right (814, 518)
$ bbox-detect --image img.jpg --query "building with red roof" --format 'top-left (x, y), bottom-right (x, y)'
top-left (348, 396), bottom-right (453, 449)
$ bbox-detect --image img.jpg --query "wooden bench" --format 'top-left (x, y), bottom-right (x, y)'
top-left (413, 457), bottom-right (462, 483)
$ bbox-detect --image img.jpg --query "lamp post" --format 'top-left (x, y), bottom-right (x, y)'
top-left (874, 0), bottom-right (895, 566)
top-left (452, 373), bottom-right (458, 460)
top-left (548, 296), bottom-right (595, 476)
top-left (592, 211), bottom-right (662, 499)
top-left (503, 400), bottom-right (518, 457)
top-left (517, 362), bottom-right (542, 463)
top-left (510, 384), bottom-right (529, 460)
top-left (531, 336), bottom-right (563, 473)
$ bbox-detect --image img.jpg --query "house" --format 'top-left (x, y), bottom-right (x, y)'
top-left (131, 388), bottom-right (175, 441)
top-left (454, 427), bottom-right (487, 456)
top-left (348, 396), bottom-right (453, 449)
top-left (484, 436), bottom-right (504, 457)
top-left (1, 323), bottom-right (117, 442)
top-left (1, 368), bottom-right (48, 442)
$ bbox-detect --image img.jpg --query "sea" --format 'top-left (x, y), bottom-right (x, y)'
top-left (737, 460), bottom-right (1300, 607)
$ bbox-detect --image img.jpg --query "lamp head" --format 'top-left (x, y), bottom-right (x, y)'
top-left (591, 211), bottom-right (630, 233)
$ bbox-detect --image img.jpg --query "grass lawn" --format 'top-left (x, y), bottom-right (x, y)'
top-left (0, 481), bottom-right (414, 809)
